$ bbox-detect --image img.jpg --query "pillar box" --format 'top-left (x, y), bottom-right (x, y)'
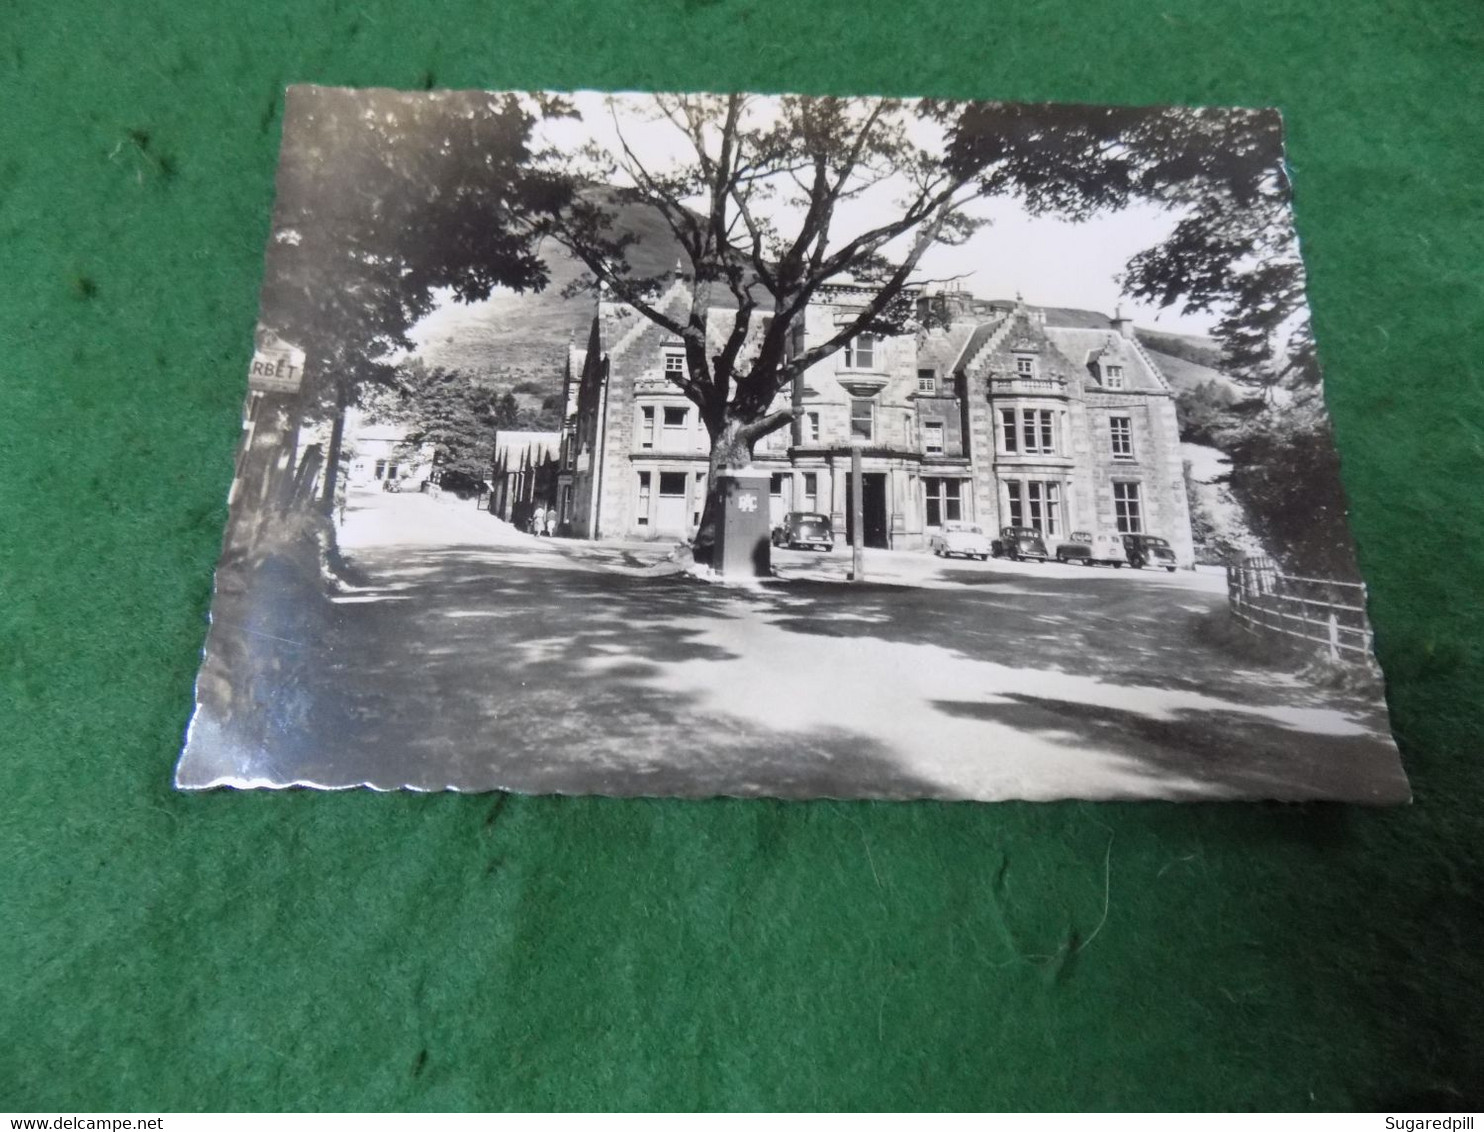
top-left (712, 470), bottom-right (772, 579)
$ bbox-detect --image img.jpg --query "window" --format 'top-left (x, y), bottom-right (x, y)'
top-left (693, 472), bottom-right (706, 526)
top-left (1026, 481), bottom-right (1060, 536)
top-left (662, 406), bottom-right (688, 446)
top-left (663, 351), bottom-right (685, 376)
top-left (801, 472), bottom-right (818, 512)
top-left (1018, 409), bottom-right (1056, 455)
top-left (1015, 355), bottom-right (1035, 377)
top-left (1104, 364), bottom-right (1125, 389)
top-left (803, 411), bottom-right (820, 443)
top-left (850, 399), bottom-right (874, 441)
top-left (659, 472), bottom-right (687, 497)
top-left (636, 472), bottom-right (651, 525)
top-left (917, 368), bottom-right (937, 393)
top-left (374, 459), bottom-right (387, 480)
top-left (924, 478), bottom-right (963, 527)
top-left (1007, 480), bottom-right (1061, 535)
top-left (640, 406), bottom-right (655, 449)
top-left (770, 473), bottom-right (785, 499)
top-left (923, 421), bottom-right (945, 456)
top-left (1109, 415), bottom-right (1134, 460)
top-left (843, 334), bottom-right (876, 370)
top-left (1114, 481), bottom-right (1142, 533)
top-left (1000, 409), bottom-right (1017, 454)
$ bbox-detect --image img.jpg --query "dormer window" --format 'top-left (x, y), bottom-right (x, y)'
top-left (1104, 364), bottom-right (1125, 389)
top-left (917, 368), bottom-right (937, 393)
top-left (1015, 355), bottom-right (1036, 377)
top-left (663, 350), bottom-right (686, 376)
top-left (843, 334), bottom-right (876, 370)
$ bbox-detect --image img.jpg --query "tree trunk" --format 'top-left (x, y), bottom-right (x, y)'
top-left (692, 415), bottom-right (760, 566)
top-left (319, 390), bottom-right (350, 516)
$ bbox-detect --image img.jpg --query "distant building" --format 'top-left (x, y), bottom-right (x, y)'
top-left (490, 430), bottom-right (560, 531)
top-left (560, 280), bottom-right (1194, 564)
top-left (337, 409), bottom-right (435, 490)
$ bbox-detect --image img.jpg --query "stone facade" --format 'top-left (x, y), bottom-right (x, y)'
top-left (561, 282), bottom-right (1195, 564)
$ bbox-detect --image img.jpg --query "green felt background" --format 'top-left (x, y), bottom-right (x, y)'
top-left (3, 0), bottom-right (1482, 1112)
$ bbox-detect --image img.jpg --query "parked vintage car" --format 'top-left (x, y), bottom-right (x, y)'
top-left (929, 521), bottom-right (993, 560)
top-left (991, 526), bottom-right (1050, 562)
top-left (771, 511), bottom-right (835, 551)
top-left (1122, 533), bottom-right (1179, 571)
top-left (1054, 531), bottom-right (1128, 567)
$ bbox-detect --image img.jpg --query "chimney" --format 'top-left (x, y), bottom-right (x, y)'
top-left (1112, 305), bottom-right (1134, 339)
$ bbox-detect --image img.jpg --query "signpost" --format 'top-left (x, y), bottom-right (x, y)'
top-left (248, 343), bottom-right (306, 394)
top-left (226, 337), bottom-right (308, 557)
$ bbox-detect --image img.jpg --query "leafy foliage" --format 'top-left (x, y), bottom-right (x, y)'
top-left (262, 87), bottom-right (558, 376)
top-left (256, 87), bottom-right (561, 503)
top-left (1218, 399), bottom-right (1362, 580)
top-left (375, 361), bottom-right (562, 484)
top-left (1108, 108), bottom-right (1312, 397)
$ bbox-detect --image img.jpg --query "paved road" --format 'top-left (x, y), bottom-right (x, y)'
top-left (203, 488), bottom-right (1407, 802)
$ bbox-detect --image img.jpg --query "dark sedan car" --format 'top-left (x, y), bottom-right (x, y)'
top-left (991, 526), bottom-right (1049, 562)
top-left (1122, 534), bottom-right (1179, 571)
top-left (771, 511), bottom-right (835, 551)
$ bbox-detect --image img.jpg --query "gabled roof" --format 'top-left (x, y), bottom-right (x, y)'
top-left (1042, 327), bottom-right (1169, 393)
top-left (493, 431), bottom-right (560, 470)
top-left (949, 319), bottom-right (1005, 374)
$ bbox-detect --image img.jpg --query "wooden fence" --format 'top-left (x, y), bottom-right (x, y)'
top-left (1225, 556), bottom-right (1374, 663)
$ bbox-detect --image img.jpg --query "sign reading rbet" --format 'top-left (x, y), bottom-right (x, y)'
top-left (248, 346), bottom-right (305, 393)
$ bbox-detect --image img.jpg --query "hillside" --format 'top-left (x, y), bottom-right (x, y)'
top-left (1142, 346), bottom-right (1242, 402)
top-left (407, 193), bottom-right (689, 386)
top-left (1137, 327), bottom-right (1224, 370)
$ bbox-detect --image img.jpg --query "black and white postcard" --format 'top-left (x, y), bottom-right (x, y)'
top-left (177, 86), bottom-right (1409, 802)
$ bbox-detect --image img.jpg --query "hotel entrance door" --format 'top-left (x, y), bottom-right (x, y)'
top-left (845, 473), bottom-right (889, 549)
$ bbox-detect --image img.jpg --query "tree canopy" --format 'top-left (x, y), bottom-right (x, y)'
top-left (381, 362), bottom-right (563, 486)
top-left (256, 86), bottom-right (564, 507)
top-left (529, 94), bottom-right (1005, 467)
top-left (261, 87), bottom-right (558, 380)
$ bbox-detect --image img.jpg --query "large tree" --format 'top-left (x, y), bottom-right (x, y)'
top-left (258, 86), bottom-right (563, 512)
top-left (535, 98), bottom-right (1148, 470)
top-left (367, 362), bottom-right (521, 488)
top-left (529, 95), bottom-right (1172, 556)
top-left (1086, 107), bottom-right (1353, 575)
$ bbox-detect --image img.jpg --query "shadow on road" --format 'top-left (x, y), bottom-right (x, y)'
top-left (931, 694), bottom-right (1405, 802)
top-left (180, 500), bottom-right (1405, 802)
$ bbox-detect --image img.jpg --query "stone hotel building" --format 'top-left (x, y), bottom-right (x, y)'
top-left (556, 280), bottom-right (1194, 565)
